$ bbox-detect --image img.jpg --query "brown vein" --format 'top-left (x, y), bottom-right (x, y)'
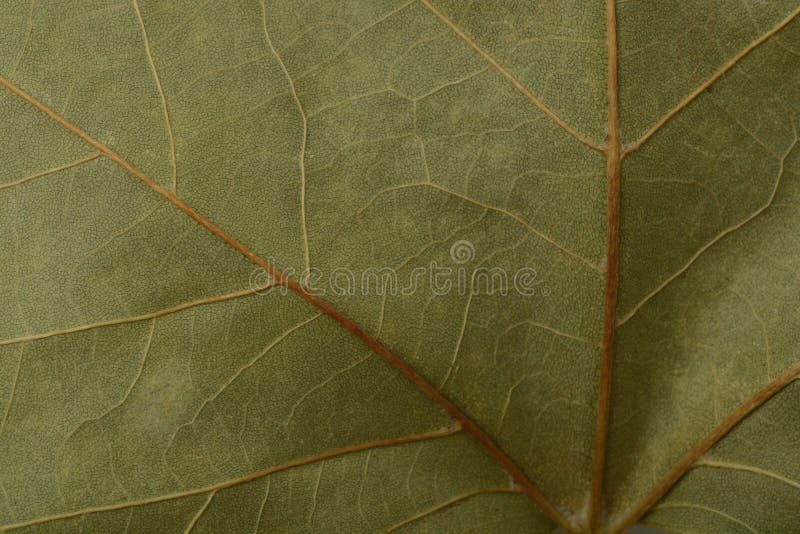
top-left (624, 5), bottom-right (800, 157)
top-left (0, 74), bottom-right (575, 534)
top-left (383, 487), bottom-right (522, 533)
top-left (418, 0), bottom-right (604, 154)
top-left (132, 0), bottom-right (177, 192)
top-left (0, 152), bottom-right (102, 191)
top-left (0, 425), bottom-right (461, 532)
top-left (0, 285), bottom-right (275, 348)
top-left (589, 0), bottom-right (621, 530)
top-left (611, 362), bottom-right (800, 533)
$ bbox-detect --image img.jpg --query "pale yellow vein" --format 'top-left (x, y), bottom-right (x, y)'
top-left (0, 346), bottom-right (24, 436)
top-left (355, 181), bottom-right (602, 272)
top-left (61, 319), bottom-right (155, 446)
top-left (625, 5), bottom-right (800, 156)
top-left (618, 133), bottom-right (798, 326)
top-left (0, 285), bottom-right (274, 348)
top-left (418, 0), bottom-right (603, 153)
top-left (649, 502), bottom-right (759, 534)
top-left (184, 490), bottom-right (215, 534)
top-left (695, 458), bottom-right (800, 491)
top-left (383, 487), bottom-right (522, 532)
top-left (0, 152), bottom-right (102, 192)
top-left (132, 0), bottom-right (178, 192)
top-left (164, 313), bottom-right (323, 455)
top-left (0, 426), bottom-right (460, 532)
top-left (8, 0), bottom-right (36, 80)
top-left (260, 0), bottom-right (311, 284)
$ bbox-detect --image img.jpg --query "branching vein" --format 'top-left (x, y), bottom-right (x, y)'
top-left (260, 0), bottom-right (311, 284)
top-left (0, 285), bottom-right (275, 348)
top-left (418, 0), bottom-right (603, 153)
top-left (624, 5), bottom-right (800, 156)
top-left (0, 152), bottom-right (102, 192)
top-left (611, 362), bottom-right (800, 532)
top-left (132, 0), bottom-right (178, 192)
top-left (0, 426), bottom-right (460, 532)
top-left (0, 72), bottom-right (574, 533)
top-left (695, 459), bottom-right (800, 491)
top-left (618, 133), bottom-right (797, 327)
top-left (383, 487), bottom-right (522, 532)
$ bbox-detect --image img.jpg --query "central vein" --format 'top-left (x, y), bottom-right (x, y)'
top-left (590, 0), bottom-right (622, 531)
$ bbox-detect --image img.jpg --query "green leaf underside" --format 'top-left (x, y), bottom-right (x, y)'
top-left (0, 1), bottom-right (798, 533)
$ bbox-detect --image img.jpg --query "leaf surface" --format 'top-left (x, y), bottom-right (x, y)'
top-left (0, 1), bottom-right (798, 533)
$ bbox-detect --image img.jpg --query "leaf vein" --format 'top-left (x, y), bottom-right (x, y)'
top-left (0, 426), bottom-right (461, 532)
top-left (694, 459), bottom-right (800, 491)
top-left (183, 490), bottom-right (215, 534)
top-left (132, 0), bottom-right (177, 192)
top-left (355, 181), bottom-right (602, 272)
top-left (650, 502), bottom-right (760, 534)
top-left (612, 363), bottom-right (800, 532)
top-left (0, 152), bottom-right (103, 192)
top-left (618, 131), bottom-right (798, 326)
top-left (0, 284), bottom-right (274, 348)
top-left (0, 72), bottom-right (575, 533)
top-left (260, 0), bottom-right (311, 283)
top-left (383, 487), bottom-right (522, 533)
top-left (418, 0), bottom-right (603, 153)
top-left (624, 5), bottom-right (800, 156)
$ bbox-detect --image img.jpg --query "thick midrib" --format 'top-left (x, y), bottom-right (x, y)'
top-left (0, 74), bottom-right (575, 533)
top-left (590, 4), bottom-right (800, 532)
top-left (589, 0), bottom-right (621, 531)
top-left (5, 4), bottom-right (798, 530)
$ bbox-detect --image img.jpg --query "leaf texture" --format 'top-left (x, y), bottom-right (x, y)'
top-left (0, 1), bottom-right (799, 533)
